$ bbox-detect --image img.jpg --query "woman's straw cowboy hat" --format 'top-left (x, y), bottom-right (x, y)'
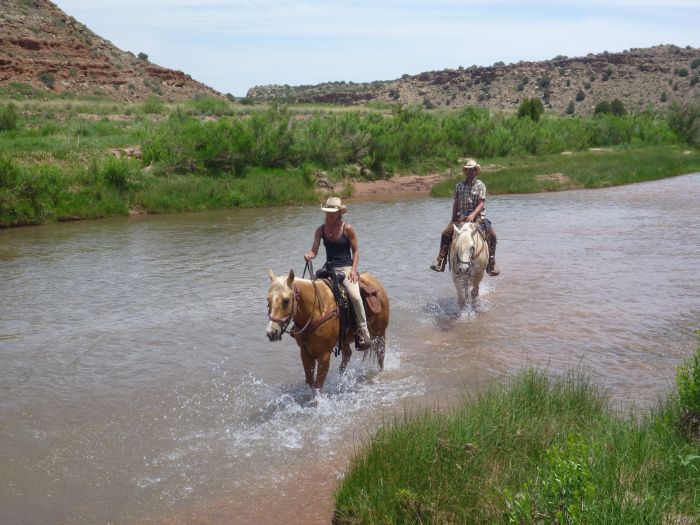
top-left (321, 196), bottom-right (347, 214)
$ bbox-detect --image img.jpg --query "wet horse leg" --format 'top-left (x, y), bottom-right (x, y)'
top-left (314, 352), bottom-right (331, 391)
top-left (456, 281), bottom-right (468, 310)
top-left (299, 347), bottom-right (315, 389)
top-left (471, 283), bottom-right (480, 303)
top-left (339, 344), bottom-right (352, 374)
top-left (376, 336), bottom-right (385, 370)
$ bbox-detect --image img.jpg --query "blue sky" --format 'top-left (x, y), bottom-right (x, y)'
top-left (53, 1), bottom-right (700, 97)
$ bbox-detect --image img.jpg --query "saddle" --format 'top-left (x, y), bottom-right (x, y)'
top-left (315, 265), bottom-right (382, 353)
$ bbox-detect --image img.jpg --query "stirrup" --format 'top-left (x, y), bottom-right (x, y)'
top-left (430, 257), bottom-right (446, 272)
top-left (487, 259), bottom-right (500, 276)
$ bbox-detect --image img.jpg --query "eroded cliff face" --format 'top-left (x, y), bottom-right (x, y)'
top-left (248, 45), bottom-right (700, 115)
top-left (0, 0), bottom-right (222, 100)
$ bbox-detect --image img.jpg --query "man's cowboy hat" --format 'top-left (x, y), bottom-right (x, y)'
top-left (320, 196), bottom-right (347, 214)
top-left (463, 158), bottom-right (480, 170)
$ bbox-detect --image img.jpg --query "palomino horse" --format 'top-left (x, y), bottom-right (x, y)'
top-left (450, 222), bottom-right (489, 310)
top-left (266, 269), bottom-right (390, 393)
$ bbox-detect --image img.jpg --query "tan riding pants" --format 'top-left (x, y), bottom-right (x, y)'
top-left (336, 265), bottom-right (368, 327)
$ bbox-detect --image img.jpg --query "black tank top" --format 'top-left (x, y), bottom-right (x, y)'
top-left (322, 223), bottom-right (353, 267)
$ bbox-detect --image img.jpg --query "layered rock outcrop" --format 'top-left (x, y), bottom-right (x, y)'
top-left (0, 0), bottom-right (222, 100)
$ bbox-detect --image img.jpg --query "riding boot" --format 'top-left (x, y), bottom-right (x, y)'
top-left (357, 322), bottom-right (371, 350)
top-left (487, 239), bottom-right (500, 276)
top-left (430, 244), bottom-right (449, 272)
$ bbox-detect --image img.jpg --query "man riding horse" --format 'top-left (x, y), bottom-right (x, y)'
top-left (430, 158), bottom-right (500, 276)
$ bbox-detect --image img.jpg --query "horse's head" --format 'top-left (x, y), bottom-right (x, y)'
top-left (266, 268), bottom-right (296, 341)
top-left (451, 222), bottom-right (479, 276)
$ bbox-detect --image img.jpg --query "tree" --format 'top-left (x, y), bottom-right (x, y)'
top-left (137, 52), bottom-right (149, 61)
top-left (518, 98), bottom-right (544, 121)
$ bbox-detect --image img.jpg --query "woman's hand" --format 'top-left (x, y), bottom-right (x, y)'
top-left (304, 252), bottom-right (316, 262)
top-left (348, 270), bottom-right (359, 283)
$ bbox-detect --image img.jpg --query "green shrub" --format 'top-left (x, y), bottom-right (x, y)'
top-left (575, 89), bottom-right (585, 102)
top-left (518, 98), bottom-right (545, 121)
top-left (505, 433), bottom-right (597, 524)
top-left (140, 95), bottom-right (165, 114)
top-left (38, 72), bottom-right (55, 89)
top-left (610, 99), bottom-right (626, 116)
top-left (691, 58), bottom-right (700, 69)
top-left (0, 103), bottom-right (19, 132)
top-left (566, 101), bottom-right (575, 115)
top-left (99, 158), bottom-right (134, 193)
top-left (676, 333), bottom-right (700, 414)
top-left (595, 101), bottom-right (612, 115)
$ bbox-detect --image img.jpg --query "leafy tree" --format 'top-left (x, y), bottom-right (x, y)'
top-left (518, 98), bottom-right (544, 121)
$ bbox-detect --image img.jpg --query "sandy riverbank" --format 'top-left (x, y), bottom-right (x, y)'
top-left (336, 173), bottom-right (446, 201)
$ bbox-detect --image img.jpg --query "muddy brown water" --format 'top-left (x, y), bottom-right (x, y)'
top-left (1, 174), bottom-right (699, 524)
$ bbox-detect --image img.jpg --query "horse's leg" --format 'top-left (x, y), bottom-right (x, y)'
top-left (456, 283), bottom-right (467, 310)
top-left (299, 347), bottom-right (316, 389)
top-left (376, 336), bottom-right (385, 370)
top-left (339, 343), bottom-right (352, 374)
top-left (314, 352), bottom-right (332, 392)
top-left (471, 283), bottom-right (480, 304)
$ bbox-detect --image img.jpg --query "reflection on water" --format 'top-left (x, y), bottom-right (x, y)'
top-left (1, 174), bottom-right (699, 524)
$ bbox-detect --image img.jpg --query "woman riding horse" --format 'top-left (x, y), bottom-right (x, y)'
top-left (266, 196), bottom-right (390, 393)
top-left (303, 196), bottom-right (371, 349)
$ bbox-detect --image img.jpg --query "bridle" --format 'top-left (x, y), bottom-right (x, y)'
top-left (267, 273), bottom-right (337, 337)
top-left (453, 226), bottom-right (486, 269)
top-left (267, 284), bottom-right (300, 335)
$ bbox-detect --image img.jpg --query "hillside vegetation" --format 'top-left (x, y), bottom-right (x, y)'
top-left (248, 45), bottom-right (700, 116)
top-left (2, 94), bottom-right (700, 227)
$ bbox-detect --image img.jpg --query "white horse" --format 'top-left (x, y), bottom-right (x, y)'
top-left (450, 222), bottom-right (489, 310)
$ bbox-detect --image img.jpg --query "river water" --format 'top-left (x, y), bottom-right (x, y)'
top-left (1, 174), bottom-right (699, 524)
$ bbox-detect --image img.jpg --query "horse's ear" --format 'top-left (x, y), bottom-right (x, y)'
top-left (267, 268), bottom-right (276, 282)
top-left (286, 269), bottom-right (295, 288)
top-left (453, 224), bottom-right (460, 234)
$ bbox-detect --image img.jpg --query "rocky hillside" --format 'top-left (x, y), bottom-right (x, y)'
top-left (248, 45), bottom-right (700, 115)
top-left (0, 0), bottom-right (222, 101)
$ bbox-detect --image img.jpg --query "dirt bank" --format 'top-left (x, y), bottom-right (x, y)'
top-left (336, 173), bottom-right (446, 202)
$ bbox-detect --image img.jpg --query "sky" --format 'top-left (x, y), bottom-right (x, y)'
top-left (52, 1), bottom-right (700, 97)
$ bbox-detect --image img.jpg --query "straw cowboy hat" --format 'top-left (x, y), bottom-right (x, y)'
top-left (320, 196), bottom-right (347, 214)
top-left (463, 158), bottom-right (481, 170)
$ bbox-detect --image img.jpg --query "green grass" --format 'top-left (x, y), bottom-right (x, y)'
top-left (431, 146), bottom-right (700, 197)
top-left (334, 369), bottom-right (700, 524)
